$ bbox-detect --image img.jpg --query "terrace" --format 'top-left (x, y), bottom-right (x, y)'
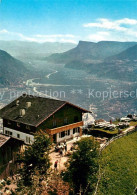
top-left (85, 118), bottom-right (137, 137)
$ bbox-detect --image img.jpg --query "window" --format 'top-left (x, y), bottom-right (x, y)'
top-left (5, 130), bottom-right (8, 135)
top-left (73, 127), bottom-right (80, 134)
top-left (5, 130), bottom-right (12, 136)
top-left (17, 123), bottom-right (20, 127)
top-left (17, 134), bottom-right (20, 139)
top-left (65, 130), bottom-right (70, 136)
top-left (7, 120), bottom-right (11, 125)
top-left (64, 118), bottom-right (68, 125)
top-left (59, 130), bottom-right (70, 138)
top-left (61, 131), bottom-right (65, 138)
top-left (59, 132), bottom-right (61, 138)
top-left (53, 120), bottom-right (57, 128)
top-left (78, 127), bottom-right (80, 133)
top-left (26, 136), bottom-right (30, 143)
top-left (26, 125), bottom-right (30, 130)
top-left (67, 130), bottom-right (70, 135)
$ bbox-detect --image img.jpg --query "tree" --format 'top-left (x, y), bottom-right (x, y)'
top-left (16, 131), bottom-right (52, 193)
top-left (63, 137), bottom-right (99, 194)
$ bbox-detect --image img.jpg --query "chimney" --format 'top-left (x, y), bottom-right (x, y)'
top-left (16, 100), bottom-right (20, 106)
top-left (20, 109), bottom-right (26, 117)
top-left (26, 102), bottom-right (31, 108)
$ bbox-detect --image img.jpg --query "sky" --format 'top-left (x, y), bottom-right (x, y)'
top-left (0, 0), bottom-right (137, 43)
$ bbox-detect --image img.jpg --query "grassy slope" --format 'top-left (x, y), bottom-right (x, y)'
top-left (98, 131), bottom-right (137, 195)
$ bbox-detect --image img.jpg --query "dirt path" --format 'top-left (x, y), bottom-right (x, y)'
top-left (50, 139), bottom-right (76, 171)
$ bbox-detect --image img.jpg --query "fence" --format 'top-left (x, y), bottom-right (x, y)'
top-left (94, 126), bottom-right (137, 195)
top-left (100, 126), bottom-right (136, 152)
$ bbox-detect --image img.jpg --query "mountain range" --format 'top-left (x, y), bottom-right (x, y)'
top-left (46, 41), bottom-right (137, 63)
top-left (46, 41), bottom-right (137, 81)
top-left (106, 44), bottom-right (137, 61)
top-left (0, 40), bottom-right (76, 61)
top-left (0, 50), bottom-right (28, 86)
top-left (1, 40), bottom-right (137, 87)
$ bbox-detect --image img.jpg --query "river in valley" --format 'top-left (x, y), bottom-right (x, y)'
top-left (25, 61), bottom-right (137, 120)
top-left (1, 60), bottom-right (137, 121)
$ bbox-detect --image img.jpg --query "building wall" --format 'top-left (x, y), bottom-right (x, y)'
top-left (3, 127), bottom-right (34, 144)
top-left (0, 138), bottom-right (23, 178)
top-left (38, 104), bottom-right (83, 131)
top-left (3, 119), bottom-right (36, 134)
top-left (56, 128), bottom-right (80, 142)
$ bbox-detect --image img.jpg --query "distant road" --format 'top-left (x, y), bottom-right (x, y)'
top-left (46, 70), bottom-right (58, 79)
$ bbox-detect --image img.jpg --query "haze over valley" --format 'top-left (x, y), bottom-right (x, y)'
top-left (0, 40), bottom-right (137, 120)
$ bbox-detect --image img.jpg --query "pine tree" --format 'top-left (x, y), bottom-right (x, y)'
top-left (63, 137), bottom-right (99, 194)
top-left (16, 131), bottom-right (51, 193)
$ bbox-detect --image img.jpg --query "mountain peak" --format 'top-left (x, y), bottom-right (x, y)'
top-left (46, 40), bottom-right (137, 64)
top-left (78, 40), bottom-right (95, 47)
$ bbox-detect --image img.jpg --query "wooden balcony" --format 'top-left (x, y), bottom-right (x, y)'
top-left (47, 121), bottom-right (83, 135)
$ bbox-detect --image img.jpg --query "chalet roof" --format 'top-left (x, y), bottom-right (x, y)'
top-left (0, 94), bottom-right (90, 127)
top-left (0, 134), bottom-right (10, 148)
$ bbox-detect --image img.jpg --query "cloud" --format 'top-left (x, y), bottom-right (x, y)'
top-left (83, 18), bottom-right (137, 32)
top-left (33, 34), bottom-right (77, 43)
top-left (0, 29), bottom-right (77, 43)
top-left (87, 31), bottom-right (111, 42)
top-left (125, 29), bottom-right (137, 37)
top-left (116, 18), bottom-right (137, 25)
top-left (59, 38), bottom-right (77, 44)
top-left (35, 34), bottom-right (75, 38)
top-left (0, 29), bottom-right (9, 34)
top-left (87, 30), bottom-right (137, 42)
top-left (0, 18), bottom-right (137, 44)
top-left (83, 18), bottom-right (137, 42)
top-left (0, 29), bottom-right (37, 42)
